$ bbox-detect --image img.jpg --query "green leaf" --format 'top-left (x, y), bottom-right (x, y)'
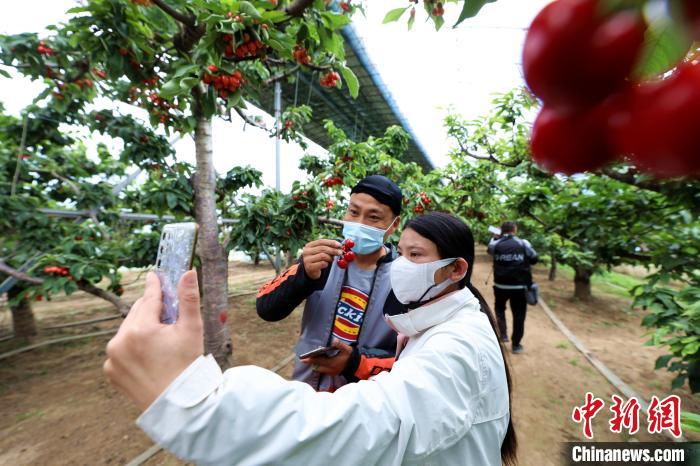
top-left (454, 0), bottom-right (496, 27)
top-left (0, 68), bottom-right (10, 79)
top-left (681, 411), bottom-right (700, 433)
top-left (671, 374), bottom-right (687, 390)
top-left (166, 193), bottom-right (177, 209)
top-left (655, 354), bottom-right (673, 370)
top-left (239, 1), bottom-right (262, 19)
top-left (407, 11), bottom-right (415, 31)
top-left (173, 64), bottom-right (200, 78)
top-left (433, 15), bottom-right (445, 31)
top-left (322, 11), bottom-right (351, 29)
top-left (339, 65), bottom-right (359, 99)
top-left (179, 77), bottom-right (199, 91)
top-left (159, 79), bottom-right (181, 99)
top-left (633, 16), bottom-right (692, 80)
top-left (262, 10), bottom-right (289, 23)
top-left (383, 7), bottom-right (408, 24)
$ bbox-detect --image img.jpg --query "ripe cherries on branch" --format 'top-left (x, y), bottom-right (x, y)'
top-left (523, 0), bottom-right (645, 109)
top-left (612, 63), bottom-right (700, 178)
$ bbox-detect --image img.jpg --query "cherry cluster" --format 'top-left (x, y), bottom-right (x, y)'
top-left (411, 191), bottom-right (432, 214)
top-left (223, 32), bottom-right (265, 59)
top-left (202, 65), bottom-right (244, 100)
top-left (320, 71), bottom-right (340, 88)
top-left (431, 2), bottom-right (444, 17)
top-left (337, 239), bottom-right (356, 269)
top-left (44, 266), bottom-right (71, 277)
top-left (36, 41), bottom-right (55, 56)
top-left (525, 0), bottom-right (700, 178)
top-left (147, 91), bottom-right (174, 123)
top-left (322, 176), bottom-right (343, 187)
top-left (293, 45), bottom-right (311, 65)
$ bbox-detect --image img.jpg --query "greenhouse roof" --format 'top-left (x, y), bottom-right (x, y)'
top-left (257, 25), bottom-right (434, 171)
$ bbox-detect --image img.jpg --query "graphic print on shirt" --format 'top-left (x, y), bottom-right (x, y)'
top-left (332, 286), bottom-right (369, 344)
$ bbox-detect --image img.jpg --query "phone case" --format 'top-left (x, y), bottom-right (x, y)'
top-left (299, 346), bottom-right (333, 359)
top-left (155, 223), bottom-right (198, 324)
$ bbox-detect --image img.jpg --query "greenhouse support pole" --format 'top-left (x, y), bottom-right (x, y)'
top-left (274, 80), bottom-right (282, 274)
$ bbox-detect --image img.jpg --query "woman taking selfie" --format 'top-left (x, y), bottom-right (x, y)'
top-left (104, 212), bottom-right (517, 466)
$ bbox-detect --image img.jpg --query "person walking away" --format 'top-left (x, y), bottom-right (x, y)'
top-left (487, 221), bottom-right (537, 354)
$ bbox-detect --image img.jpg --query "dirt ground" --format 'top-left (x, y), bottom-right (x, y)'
top-left (0, 251), bottom-right (697, 466)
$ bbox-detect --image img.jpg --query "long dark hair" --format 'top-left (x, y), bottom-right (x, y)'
top-left (404, 212), bottom-right (517, 466)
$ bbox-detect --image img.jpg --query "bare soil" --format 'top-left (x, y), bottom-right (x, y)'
top-left (0, 253), bottom-right (697, 466)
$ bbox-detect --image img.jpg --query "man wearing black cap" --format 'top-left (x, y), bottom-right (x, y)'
top-left (256, 175), bottom-right (404, 391)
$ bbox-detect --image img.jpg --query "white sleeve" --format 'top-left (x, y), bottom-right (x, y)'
top-left (137, 338), bottom-right (478, 466)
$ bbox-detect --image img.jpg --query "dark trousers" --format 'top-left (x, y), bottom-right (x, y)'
top-left (494, 287), bottom-right (527, 346)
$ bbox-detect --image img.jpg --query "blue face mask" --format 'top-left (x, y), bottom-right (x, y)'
top-left (342, 218), bottom-right (397, 255)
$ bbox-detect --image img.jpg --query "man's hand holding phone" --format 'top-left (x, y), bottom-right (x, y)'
top-left (300, 338), bottom-right (353, 376)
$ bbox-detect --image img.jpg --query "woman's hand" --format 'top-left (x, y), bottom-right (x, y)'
top-left (103, 271), bottom-right (204, 412)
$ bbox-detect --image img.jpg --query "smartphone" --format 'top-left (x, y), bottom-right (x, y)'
top-left (488, 225), bottom-right (502, 236)
top-left (155, 222), bottom-right (199, 324)
top-left (299, 346), bottom-right (333, 359)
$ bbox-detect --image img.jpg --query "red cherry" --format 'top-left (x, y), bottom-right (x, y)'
top-left (344, 238), bottom-right (355, 249)
top-left (345, 251), bottom-right (356, 262)
top-left (613, 63), bottom-right (700, 178)
top-left (530, 103), bottom-right (617, 175)
top-left (338, 259), bottom-right (348, 269)
top-left (682, 0), bottom-right (700, 41)
top-left (523, 0), bottom-right (645, 108)
top-left (208, 64), bottom-right (219, 73)
top-left (119, 47), bottom-right (128, 56)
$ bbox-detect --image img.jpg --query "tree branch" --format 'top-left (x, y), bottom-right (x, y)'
top-left (0, 260), bottom-right (129, 316)
top-left (223, 52), bottom-right (268, 63)
top-left (456, 139), bottom-right (521, 168)
top-left (284, 0), bottom-right (315, 17)
top-left (265, 65), bottom-right (300, 86)
top-left (266, 57), bottom-right (330, 73)
top-left (232, 108), bottom-right (268, 130)
top-left (77, 281), bottom-right (130, 316)
top-left (151, 0), bottom-right (196, 26)
top-left (0, 260), bottom-right (43, 285)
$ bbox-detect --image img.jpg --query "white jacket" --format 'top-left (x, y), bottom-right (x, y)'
top-left (137, 287), bottom-right (510, 466)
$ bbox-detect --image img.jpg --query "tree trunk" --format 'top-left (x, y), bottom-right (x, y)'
top-left (254, 253), bottom-right (261, 266)
top-left (285, 250), bottom-right (295, 268)
top-left (549, 255), bottom-right (557, 281)
top-left (8, 287), bottom-right (37, 338)
top-left (573, 265), bottom-right (593, 301)
top-left (194, 115), bottom-right (232, 368)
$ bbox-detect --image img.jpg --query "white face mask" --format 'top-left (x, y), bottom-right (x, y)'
top-left (390, 256), bottom-right (460, 305)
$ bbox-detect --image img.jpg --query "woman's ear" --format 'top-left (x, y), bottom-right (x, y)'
top-left (451, 258), bottom-right (469, 282)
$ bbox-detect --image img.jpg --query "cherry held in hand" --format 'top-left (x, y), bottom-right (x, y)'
top-left (337, 238), bottom-right (356, 269)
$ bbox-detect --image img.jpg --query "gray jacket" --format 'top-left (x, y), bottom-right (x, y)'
top-left (256, 245), bottom-right (402, 391)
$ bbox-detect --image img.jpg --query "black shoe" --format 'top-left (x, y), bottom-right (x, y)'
top-left (512, 344), bottom-right (524, 354)
top-left (501, 336), bottom-right (510, 343)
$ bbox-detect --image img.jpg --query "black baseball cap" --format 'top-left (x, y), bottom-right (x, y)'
top-left (350, 175), bottom-right (403, 216)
